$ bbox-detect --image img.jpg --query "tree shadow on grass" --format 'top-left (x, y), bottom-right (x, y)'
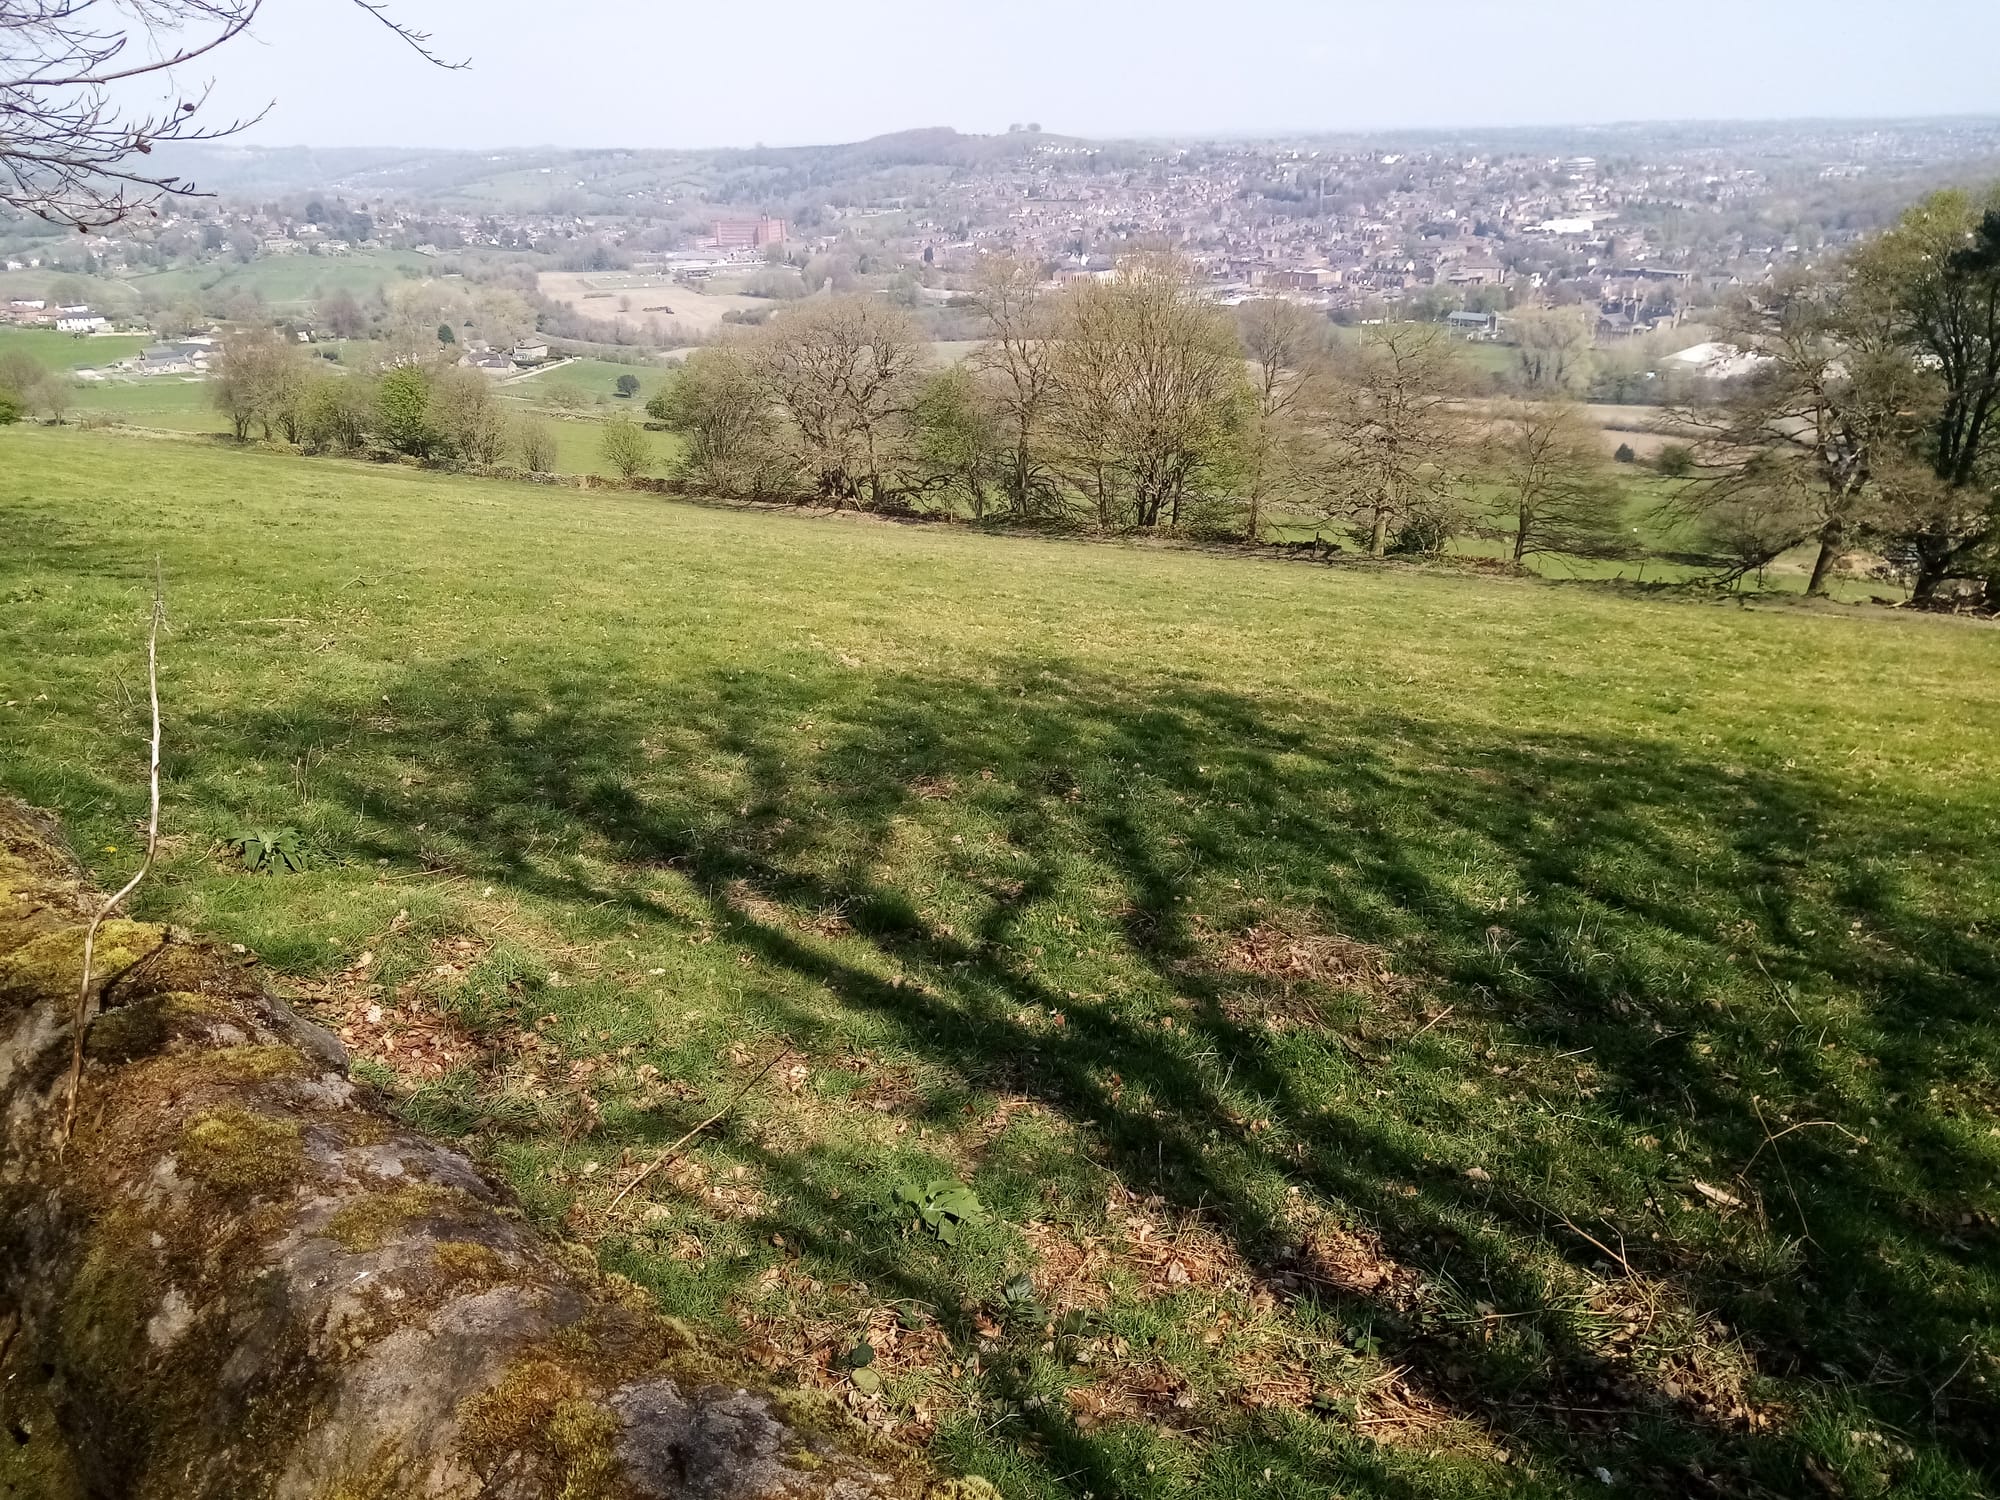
top-left (226, 654), bottom-right (2000, 1498)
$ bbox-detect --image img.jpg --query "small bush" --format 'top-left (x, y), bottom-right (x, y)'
top-left (517, 416), bottom-right (557, 474)
top-left (1655, 442), bottom-right (1696, 478)
top-left (599, 415), bottom-right (650, 480)
top-left (1613, 442), bottom-right (1636, 464)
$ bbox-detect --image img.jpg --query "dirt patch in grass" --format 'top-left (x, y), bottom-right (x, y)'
top-left (291, 953), bottom-right (485, 1084)
top-left (1065, 1363), bottom-right (1197, 1430)
top-left (1024, 1187), bottom-right (1255, 1309)
top-left (1194, 919), bottom-right (1422, 1032)
top-left (1213, 921), bottom-right (1413, 994)
top-left (1269, 1207), bottom-right (1428, 1310)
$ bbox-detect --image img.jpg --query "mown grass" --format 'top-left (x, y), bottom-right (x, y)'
top-left (123, 248), bottom-right (430, 312)
top-left (3, 426), bottom-right (1997, 1500)
top-left (0, 327), bottom-right (149, 371)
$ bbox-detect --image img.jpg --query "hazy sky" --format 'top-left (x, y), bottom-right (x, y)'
top-left (202, 0), bottom-right (2000, 149)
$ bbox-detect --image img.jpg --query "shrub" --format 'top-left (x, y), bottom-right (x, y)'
top-left (430, 367), bottom-right (507, 465)
top-left (614, 373), bottom-right (640, 398)
top-left (299, 375), bottom-right (372, 453)
top-left (1613, 442), bottom-right (1637, 464)
top-left (1655, 442), bottom-right (1696, 478)
top-left (0, 391), bottom-right (20, 426)
top-left (516, 416), bottom-right (557, 474)
top-left (375, 364), bottom-right (436, 458)
top-left (598, 415), bottom-right (650, 480)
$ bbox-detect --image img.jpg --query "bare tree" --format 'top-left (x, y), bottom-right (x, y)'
top-left (1235, 299), bottom-right (1325, 539)
top-left (1311, 323), bottom-right (1467, 555)
top-left (1509, 305), bottom-right (1596, 395)
top-left (0, 349), bottom-right (50, 414)
top-left (751, 296), bottom-right (927, 508)
top-left (1489, 401), bottom-right (1629, 566)
top-left (39, 372), bottom-right (75, 424)
top-left (431, 366), bottom-right (508, 466)
top-left (1045, 257), bottom-right (1248, 530)
top-left (515, 414), bottom-right (557, 474)
top-left (646, 347), bottom-right (784, 497)
top-left (211, 325), bottom-right (303, 441)
top-left (967, 256), bottom-right (1060, 516)
top-left (2, 1), bottom-right (459, 228)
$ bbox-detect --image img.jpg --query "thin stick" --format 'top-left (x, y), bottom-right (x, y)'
top-left (1409, 1004), bottom-right (1454, 1039)
top-left (1513, 1191), bottom-right (1639, 1280)
top-left (1745, 1116), bottom-right (1867, 1164)
top-left (59, 573), bottom-right (165, 1144)
top-left (1750, 1097), bottom-right (1812, 1239)
top-left (605, 1047), bottom-right (793, 1214)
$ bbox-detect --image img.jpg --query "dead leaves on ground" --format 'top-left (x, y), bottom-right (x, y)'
top-left (290, 936), bottom-right (488, 1083)
top-left (1194, 918), bottom-right (1421, 1034)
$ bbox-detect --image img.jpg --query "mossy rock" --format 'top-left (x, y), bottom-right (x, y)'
top-left (0, 798), bottom-right (933, 1500)
top-left (177, 1107), bottom-right (304, 1195)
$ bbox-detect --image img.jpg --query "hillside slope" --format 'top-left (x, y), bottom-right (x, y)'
top-left (2, 429), bottom-right (1998, 1499)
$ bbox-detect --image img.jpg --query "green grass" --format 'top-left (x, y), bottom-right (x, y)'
top-left (530, 413), bottom-right (681, 477)
top-left (0, 327), bottom-right (149, 372)
top-left (72, 378), bottom-right (228, 433)
top-left (123, 249), bottom-right (430, 312)
top-left (3, 426), bottom-right (1998, 1500)
top-left (505, 357), bottom-right (671, 404)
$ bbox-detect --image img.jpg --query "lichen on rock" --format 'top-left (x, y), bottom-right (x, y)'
top-left (0, 799), bottom-right (940, 1500)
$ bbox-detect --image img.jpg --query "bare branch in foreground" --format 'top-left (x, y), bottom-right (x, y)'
top-left (2, 1), bottom-right (465, 228)
top-left (58, 569), bottom-right (165, 1144)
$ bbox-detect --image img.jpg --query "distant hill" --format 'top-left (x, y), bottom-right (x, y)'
top-left (145, 129), bottom-right (1084, 215)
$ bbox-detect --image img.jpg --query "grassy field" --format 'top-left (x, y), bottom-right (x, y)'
top-left (0, 326), bottom-right (149, 371)
top-left (123, 249), bottom-right (431, 313)
top-left (3, 428), bottom-right (1997, 1500)
top-left (504, 357), bottom-right (672, 406)
top-left (72, 377), bottom-right (227, 432)
top-left (0, 249), bottom-right (427, 321)
top-left (13, 364), bottom-right (688, 477)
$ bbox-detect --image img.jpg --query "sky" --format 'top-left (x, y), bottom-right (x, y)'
top-left (188, 0), bottom-right (2000, 150)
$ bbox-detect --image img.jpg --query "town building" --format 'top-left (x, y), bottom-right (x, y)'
top-left (710, 217), bottom-right (788, 250)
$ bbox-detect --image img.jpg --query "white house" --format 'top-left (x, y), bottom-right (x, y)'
top-left (1666, 342), bottom-right (1770, 380)
top-left (56, 314), bottom-right (109, 333)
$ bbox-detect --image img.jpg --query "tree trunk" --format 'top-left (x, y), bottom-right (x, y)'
top-left (1806, 519), bottom-right (1843, 599)
top-left (1911, 536), bottom-right (1951, 607)
top-left (1369, 508), bottom-right (1389, 557)
top-left (0, 800), bottom-right (930, 1500)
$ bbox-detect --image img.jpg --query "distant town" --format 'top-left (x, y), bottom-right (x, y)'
top-left (4, 117), bottom-right (1998, 396)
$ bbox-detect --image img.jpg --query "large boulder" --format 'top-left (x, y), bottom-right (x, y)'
top-left (0, 799), bottom-right (940, 1500)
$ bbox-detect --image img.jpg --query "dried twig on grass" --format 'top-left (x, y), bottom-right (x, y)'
top-left (59, 574), bottom-right (165, 1145)
top-left (605, 1047), bottom-right (794, 1215)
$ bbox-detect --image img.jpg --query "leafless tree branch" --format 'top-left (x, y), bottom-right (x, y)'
top-left (2, 1), bottom-right (464, 229)
top-left (58, 566), bottom-right (165, 1146)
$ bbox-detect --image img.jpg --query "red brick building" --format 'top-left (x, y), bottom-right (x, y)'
top-left (710, 217), bottom-right (789, 250)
